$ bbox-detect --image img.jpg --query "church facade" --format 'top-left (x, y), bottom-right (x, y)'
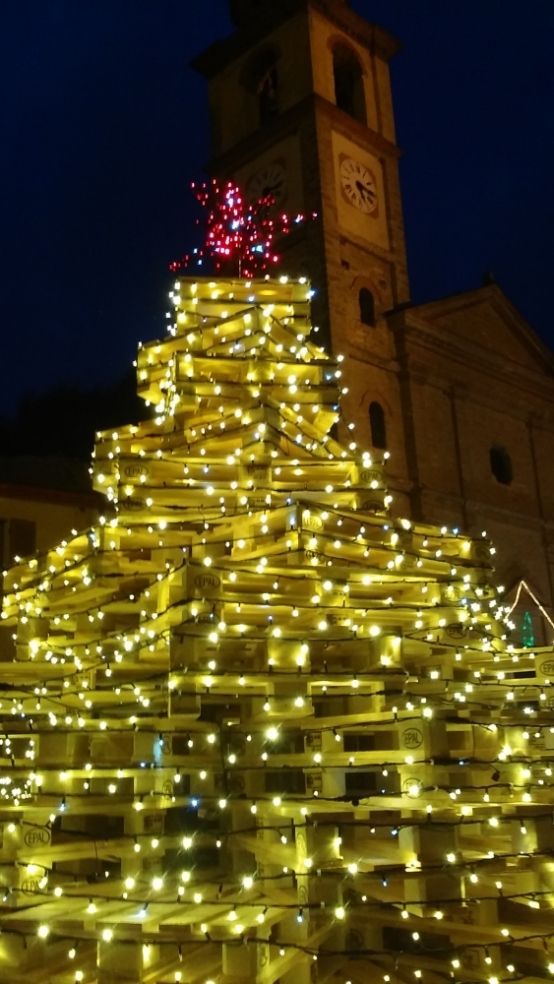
top-left (193, 0), bottom-right (554, 644)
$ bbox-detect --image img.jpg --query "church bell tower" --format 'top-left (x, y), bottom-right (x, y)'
top-left (192, 0), bottom-right (411, 482)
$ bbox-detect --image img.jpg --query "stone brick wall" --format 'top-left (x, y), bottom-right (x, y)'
top-left (195, 0), bottom-right (554, 625)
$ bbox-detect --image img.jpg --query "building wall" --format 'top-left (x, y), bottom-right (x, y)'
top-left (0, 490), bottom-right (99, 559)
top-left (386, 294), bottom-right (554, 627)
top-left (0, 486), bottom-right (102, 660)
top-left (210, 11), bottom-right (314, 158)
top-left (195, 0), bottom-right (554, 634)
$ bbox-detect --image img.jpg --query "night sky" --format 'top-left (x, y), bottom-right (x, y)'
top-left (1, 1), bottom-right (553, 415)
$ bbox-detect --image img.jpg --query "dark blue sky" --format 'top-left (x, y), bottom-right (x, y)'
top-left (1, 1), bottom-right (553, 414)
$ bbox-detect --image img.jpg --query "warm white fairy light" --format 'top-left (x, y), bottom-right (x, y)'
top-left (0, 275), bottom-right (544, 984)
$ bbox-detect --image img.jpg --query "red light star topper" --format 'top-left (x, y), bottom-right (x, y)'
top-left (171, 179), bottom-right (316, 278)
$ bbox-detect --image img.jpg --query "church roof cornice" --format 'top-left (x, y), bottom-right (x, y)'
top-left (205, 91), bottom-right (401, 179)
top-left (405, 283), bottom-right (554, 376)
top-left (191, 0), bottom-right (401, 80)
top-left (387, 292), bottom-right (554, 416)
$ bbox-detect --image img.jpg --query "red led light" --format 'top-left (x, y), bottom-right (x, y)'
top-left (170, 179), bottom-right (316, 278)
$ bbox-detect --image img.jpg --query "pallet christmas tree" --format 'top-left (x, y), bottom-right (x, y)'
top-left (2, 230), bottom-right (554, 983)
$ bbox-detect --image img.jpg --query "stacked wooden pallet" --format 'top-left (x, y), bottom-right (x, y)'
top-left (0, 277), bottom-right (551, 984)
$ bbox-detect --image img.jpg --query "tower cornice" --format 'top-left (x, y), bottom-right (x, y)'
top-left (204, 92), bottom-right (402, 182)
top-left (191, 0), bottom-right (401, 80)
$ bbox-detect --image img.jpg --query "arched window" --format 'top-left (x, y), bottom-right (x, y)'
top-left (333, 44), bottom-right (366, 124)
top-left (258, 65), bottom-right (279, 124)
top-left (241, 46), bottom-right (280, 127)
top-left (490, 445), bottom-right (512, 485)
top-left (359, 287), bottom-right (375, 326)
top-left (369, 402), bottom-right (387, 449)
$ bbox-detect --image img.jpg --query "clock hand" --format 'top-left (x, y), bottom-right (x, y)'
top-left (261, 180), bottom-right (283, 198)
top-left (355, 180), bottom-right (376, 203)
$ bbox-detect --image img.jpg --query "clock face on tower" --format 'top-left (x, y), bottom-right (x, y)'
top-left (247, 161), bottom-right (287, 207)
top-left (333, 134), bottom-right (389, 249)
top-left (339, 157), bottom-right (378, 214)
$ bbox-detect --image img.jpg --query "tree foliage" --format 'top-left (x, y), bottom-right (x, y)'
top-left (0, 370), bottom-right (149, 462)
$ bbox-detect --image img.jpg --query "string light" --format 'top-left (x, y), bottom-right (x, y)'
top-left (170, 179), bottom-right (316, 279)
top-left (0, 273), bottom-right (548, 984)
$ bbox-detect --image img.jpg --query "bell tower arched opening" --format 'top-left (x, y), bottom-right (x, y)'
top-left (332, 42), bottom-right (367, 124)
top-left (240, 45), bottom-right (281, 127)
